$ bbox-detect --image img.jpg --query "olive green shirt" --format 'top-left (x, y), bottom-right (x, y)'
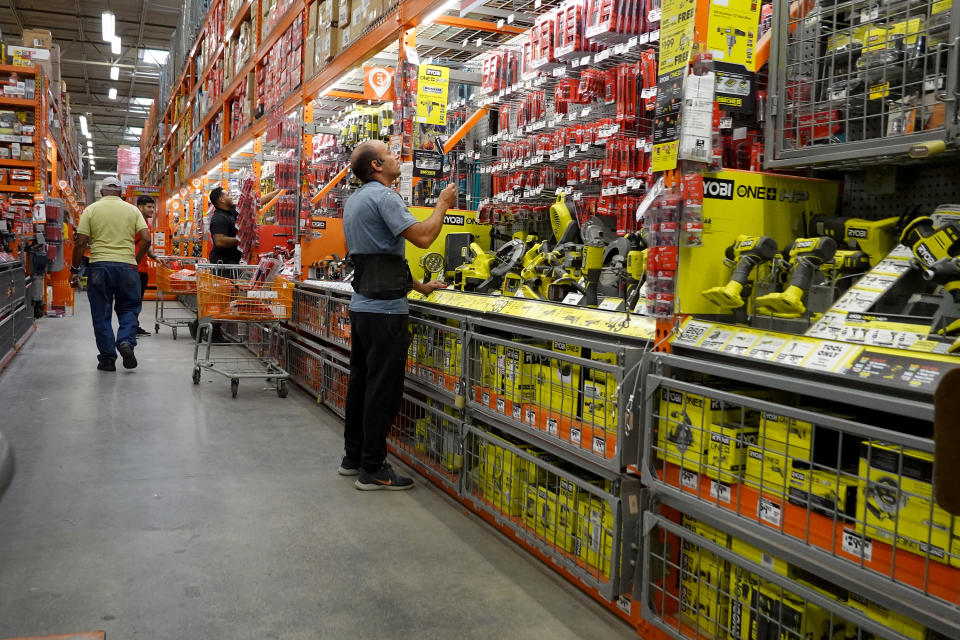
top-left (77, 196), bottom-right (148, 265)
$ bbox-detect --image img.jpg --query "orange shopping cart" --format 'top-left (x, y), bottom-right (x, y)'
top-left (193, 261), bottom-right (293, 398)
top-left (154, 256), bottom-right (203, 338)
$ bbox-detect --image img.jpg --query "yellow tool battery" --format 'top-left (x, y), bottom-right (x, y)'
top-left (857, 441), bottom-right (960, 568)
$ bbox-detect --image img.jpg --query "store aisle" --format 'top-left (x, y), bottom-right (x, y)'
top-left (0, 298), bottom-right (636, 639)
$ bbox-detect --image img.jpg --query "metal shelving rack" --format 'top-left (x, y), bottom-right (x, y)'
top-left (766, 0), bottom-right (960, 169)
top-left (281, 280), bottom-right (661, 634)
top-left (636, 349), bottom-right (959, 640)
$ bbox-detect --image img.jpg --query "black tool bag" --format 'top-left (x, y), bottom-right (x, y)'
top-left (349, 253), bottom-right (414, 300)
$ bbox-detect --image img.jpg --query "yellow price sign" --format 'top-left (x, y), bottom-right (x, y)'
top-left (416, 65), bottom-right (450, 126)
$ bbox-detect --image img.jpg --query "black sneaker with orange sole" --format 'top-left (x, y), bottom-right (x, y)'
top-left (354, 463), bottom-right (414, 491)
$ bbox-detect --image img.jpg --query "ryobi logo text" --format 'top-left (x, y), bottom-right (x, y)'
top-left (703, 177), bottom-right (811, 203)
top-left (847, 227), bottom-right (868, 239)
top-left (443, 214), bottom-right (465, 225)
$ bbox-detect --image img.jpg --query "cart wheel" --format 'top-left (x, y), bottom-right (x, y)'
top-left (231, 378), bottom-right (239, 398)
top-left (154, 323), bottom-right (160, 334)
top-left (192, 367), bottom-right (201, 385)
top-left (277, 380), bottom-right (288, 398)
top-left (172, 327), bottom-right (178, 340)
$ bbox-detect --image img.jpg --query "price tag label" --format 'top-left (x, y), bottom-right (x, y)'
top-left (628, 36), bottom-right (638, 47)
top-left (497, 19), bottom-right (505, 28)
top-left (599, 298), bottom-right (622, 310)
top-left (553, 66), bottom-right (566, 78)
top-left (508, 13), bottom-right (515, 23)
top-left (582, 107), bottom-right (591, 118)
top-left (720, 117), bottom-right (733, 129)
top-left (842, 529), bottom-right (873, 561)
top-left (648, 8), bottom-right (661, 21)
top-left (650, 29), bottom-right (660, 41)
top-left (639, 33), bottom-right (650, 44)
top-left (709, 480), bottom-right (732, 504)
top-left (568, 148), bottom-right (577, 158)
top-left (580, 55), bottom-right (591, 67)
top-left (758, 497), bottom-right (782, 527)
top-left (561, 293), bottom-right (583, 306)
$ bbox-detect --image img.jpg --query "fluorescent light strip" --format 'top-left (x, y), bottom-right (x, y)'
top-left (110, 66), bottom-right (119, 81)
top-left (108, 87), bottom-right (117, 100)
top-left (111, 36), bottom-right (121, 55)
top-left (102, 11), bottom-right (115, 42)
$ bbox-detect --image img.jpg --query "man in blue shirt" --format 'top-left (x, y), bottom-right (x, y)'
top-left (340, 139), bottom-right (455, 490)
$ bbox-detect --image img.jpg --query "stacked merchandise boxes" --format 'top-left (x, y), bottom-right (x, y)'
top-left (255, 12), bottom-right (304, 117)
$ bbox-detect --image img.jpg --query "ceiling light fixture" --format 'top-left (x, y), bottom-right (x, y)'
top-left (111, 36), bottom-right (121, 55)
top-left (425, 0), bottom-right (457, 24)
top-left (108, 87), bottom-right (117, 100)
top-left (79, 115), bottom-right (89, 136)
top-left (110, 66), bottom-right (119, 81)
top-left (102, 11), bottom-right (115, 42)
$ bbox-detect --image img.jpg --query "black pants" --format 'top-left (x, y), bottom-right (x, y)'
top-left (344, 312), bottom-right (410, 472)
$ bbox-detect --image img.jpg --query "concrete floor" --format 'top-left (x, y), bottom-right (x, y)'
top-left (0, 298), bottom-right (638, 639)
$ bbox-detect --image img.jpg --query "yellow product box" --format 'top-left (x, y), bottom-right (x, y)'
top-left (759, 411), bottom-right (814, 460)
top-left (745, 447), bottom-right (857, 519)
top-left (889, 18), bottom-right (926, 45)
top-left (440, 333), bottom-right (462, 379)
top-left (440, 419), bottom-right (461, 472)
top-left (752, 583), bottom-right (839, 640)
top-left (522, 484), bottom-right (577, 552)
top-left (499, 343), bottom-right (540, 403)
top-left (857, 441), bottom-right (960, 567)
top-left (659, 402), bottom-right (759, 483)
top-left (536, 358), bottom-right (580, 438)
top-left (478, 439), bottom-right (526, 516)
top-left (679, 552), bottom-right (728, 639)
top-left (582, 379), bottom-right (618, 432)
top-left (682, 515), bottom-right (731, 547)
top-left (575, 495), bottom-right (615, 578)
top-left (730, 536), bottom-right (789, 577)
top-left (846, 592), bottom-right (926, 640)
top-left (728, 564), bottom-right (759, 640)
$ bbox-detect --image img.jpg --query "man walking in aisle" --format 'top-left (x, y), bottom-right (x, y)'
top-left (70, 177), bottom-right (151, 371)
top-left (341, 139), bottom-right (455, 490)
top-left (135, 195), bottom-right (159, 337)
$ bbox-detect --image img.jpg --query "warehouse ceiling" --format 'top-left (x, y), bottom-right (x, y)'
top-left (0, 0), bottom-right (180, 175)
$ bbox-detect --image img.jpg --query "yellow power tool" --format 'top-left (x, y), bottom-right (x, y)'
top-left (702, 235), bottom-right (778, 309)
top-left (808, 214), bottom-right (900, 266)
top-left (900, 216), bottom-right (960, 342)
top-left (755, 237), bottom-right (838, 317)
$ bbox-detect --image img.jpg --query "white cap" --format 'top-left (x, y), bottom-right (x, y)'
top-left (101, 176), bottom-right (122, 189)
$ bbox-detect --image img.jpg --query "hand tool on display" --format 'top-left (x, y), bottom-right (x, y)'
top-left (701, 235), bottom-right (778, 309)
top-left (580, 217), bottom-right (616, 307)
top-left (824, 249), bottom-right (871, 293)
top-left (755, 237), bottom-right (838, 317)
top-left (808, 214), bottom-right (901, 266)
top-left (419, 252), bottom-right (445, 281)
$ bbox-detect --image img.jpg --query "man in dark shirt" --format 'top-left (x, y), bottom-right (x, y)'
top-left (189, 187), bottom-right (243, 341)
top-left (208, 187), bottom-right (243, 264)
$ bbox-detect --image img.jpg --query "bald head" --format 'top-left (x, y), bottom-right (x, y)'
top-left (351, 140), bottom-right (388, 184)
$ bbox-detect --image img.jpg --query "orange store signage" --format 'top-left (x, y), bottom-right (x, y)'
top-left (363, 66), bottom-right (395, 101)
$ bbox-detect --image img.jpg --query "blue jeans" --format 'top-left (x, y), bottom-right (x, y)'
top-left (87, 262), bottom-right (142, 362)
